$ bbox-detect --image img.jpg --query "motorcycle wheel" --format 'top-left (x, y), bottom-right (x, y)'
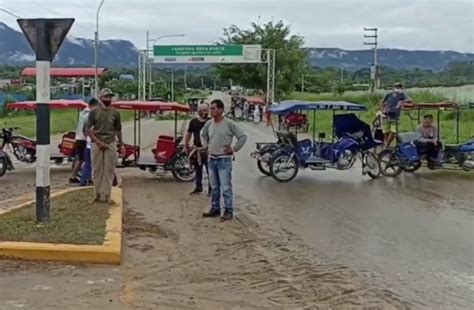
top-left (257, 150), bottom-right (272, 176)
top-left (0, 156), bottom-right (7, 177)
top-left (365, 152), bottom-right (381, 179)
top-left (378, 149), bottom-right (402, 177)
top-left (270, 153), bottom-right (299, 182)
top-left (171, 154), bottom-right (196, 182)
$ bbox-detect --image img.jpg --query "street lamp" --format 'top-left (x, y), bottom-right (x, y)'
top-left (145, 32), bottom-right (185, 99)
top-left (94, 0), bottom-right (105, 97)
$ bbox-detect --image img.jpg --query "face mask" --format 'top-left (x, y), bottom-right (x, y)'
top-left (199, 112), bottom-right (208, 118)
top-left (102, 99), bottom-right (112, 107)
top-left (394, 88), bottom-right (402, 93)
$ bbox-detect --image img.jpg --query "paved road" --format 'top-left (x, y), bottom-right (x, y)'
top-left (2, 93), bottom-right (473, 308)
top-left (209, 91), bottom-right (474, 308)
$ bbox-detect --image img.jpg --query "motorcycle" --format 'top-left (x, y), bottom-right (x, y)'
top-left (1, 127), bottom-right (37, 164)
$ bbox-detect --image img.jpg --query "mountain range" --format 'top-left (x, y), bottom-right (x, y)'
top-left (1, 22), bottom-right (473, 70)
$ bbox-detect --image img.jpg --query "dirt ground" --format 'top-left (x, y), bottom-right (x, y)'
top-left (0, 170), bottom-right (415, 309)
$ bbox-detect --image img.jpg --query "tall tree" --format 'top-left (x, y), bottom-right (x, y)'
top-left (215, 20), bottom-right (307, 100)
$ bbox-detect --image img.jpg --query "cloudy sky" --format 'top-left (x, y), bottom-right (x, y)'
top-left (1, 0), bottom-right (473, 52)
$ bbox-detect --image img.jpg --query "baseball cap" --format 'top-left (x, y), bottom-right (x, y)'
top-left (99, 88), bottom-right (115, 98)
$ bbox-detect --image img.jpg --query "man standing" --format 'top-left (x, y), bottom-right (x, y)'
top-left (200, 99), bottom-right (247, 221)
top-left (184, 103), bottom-right (211, 195)
top-left (69, 98), bottom-right (97, 184)
top-left (80, 98), bottom-right (99, 186)
top-left (86, 88), bottom-right (124, 203)
top-left (380, 82), bottom-right (410, 147)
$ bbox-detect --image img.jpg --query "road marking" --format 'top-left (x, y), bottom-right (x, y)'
top-left (119, 270), bottom-right (134, 308)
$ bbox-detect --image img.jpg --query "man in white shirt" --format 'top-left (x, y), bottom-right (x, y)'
top-left (79, 98), bottom-right (99, 186)
top-left (70, 98), bottom-right (98, 184)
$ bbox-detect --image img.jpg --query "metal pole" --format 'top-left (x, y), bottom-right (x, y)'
top-left (171, 69), bottom-right (174, 102)
top-left (301, 74), bottom-right (304, 93)
top-left (94, 0), bottom-right (105, 98)
top-left (184, 65), bottom-right (187, 89)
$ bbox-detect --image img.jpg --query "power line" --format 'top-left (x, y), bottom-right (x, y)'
top-left (0, 7), bottom-right (21, 18)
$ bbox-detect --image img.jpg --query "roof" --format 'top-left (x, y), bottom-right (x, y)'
top-left (21, 67), bottom-right (107, 77)
top-left (119, 74), bottom-right (135, 80)
top-left (401, 101), bottom-right (459, 110)
top-left (7, 99), bottom-right (88, 110)
top-left (269, 100), bottom-right (367, 114)
top-left (112, 101), bottom-right (190, 112)
top-left (245, 97), bottom-right (266, 105)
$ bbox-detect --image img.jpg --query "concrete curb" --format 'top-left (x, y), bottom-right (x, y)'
top-left (0, 187), bottom-right (122, 265)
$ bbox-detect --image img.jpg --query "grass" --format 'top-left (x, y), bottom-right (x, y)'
top-left (287, 91), bottom-right (474, 144)
top-left (0, 110), bottom-right (134, 138)
top-left (0, 188), bottom-right (110, 245)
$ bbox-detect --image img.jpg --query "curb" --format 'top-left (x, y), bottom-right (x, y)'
top-left (0, 187), bottom-right (122, 265)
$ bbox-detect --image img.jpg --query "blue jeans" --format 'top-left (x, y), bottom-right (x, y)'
top-left (80, 148), bottom-right (92, 186)
top-left (208, 157), bottom-right (233, 213)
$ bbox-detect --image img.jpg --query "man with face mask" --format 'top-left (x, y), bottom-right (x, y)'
top-left (86, 88), bottom-right (124, 203)
top-left (184, 103), bottom-right (211, 195)
top-left (380, 82), bottom-right (411, 147)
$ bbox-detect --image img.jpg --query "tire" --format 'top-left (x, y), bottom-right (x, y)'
top-left (269, 153), bottom-right (299, 182)
top-left (402, 162), bottom-right (422, 173)
top-left (378, 149), bottom-right (402, 177)
top-left (365, 152), bottom-right (381, 179)
top-left (257, 150), bottom-right (272, 176)
top-left (0, 156), bottom-right (7, 177)
top-left (171, 154), bottom-right (196, 182)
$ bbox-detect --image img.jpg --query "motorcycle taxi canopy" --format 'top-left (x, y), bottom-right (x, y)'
top-left (7, 99), bottom-right (88, 110)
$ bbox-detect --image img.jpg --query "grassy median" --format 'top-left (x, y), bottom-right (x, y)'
top-left (0, 188), bottom-right (110, 245)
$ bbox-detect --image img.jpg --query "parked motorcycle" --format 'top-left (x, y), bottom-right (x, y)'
top-left (1, 127), bottom-right (37, 164)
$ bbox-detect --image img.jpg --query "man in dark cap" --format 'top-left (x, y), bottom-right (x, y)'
top-left (86, 88), bottom-right (124, 203)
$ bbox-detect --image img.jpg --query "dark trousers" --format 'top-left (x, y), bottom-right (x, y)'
top-left (195, 160), bottom-right (210, 191)
top-left (415, 141), bottom-right (442, 161)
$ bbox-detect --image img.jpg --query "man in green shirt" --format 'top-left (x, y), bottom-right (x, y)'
top-left (86, 88), bottom-right (124, 203)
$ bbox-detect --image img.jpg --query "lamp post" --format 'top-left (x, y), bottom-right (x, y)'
top-left (146, 32), bottom-right (185, 99)
top-left (94, 0), bottom-right (105, 97)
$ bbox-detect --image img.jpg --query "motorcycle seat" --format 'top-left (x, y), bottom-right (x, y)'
top-left (444, 144), bottom-right (462, 152)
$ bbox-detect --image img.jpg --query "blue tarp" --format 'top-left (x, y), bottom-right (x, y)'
top-left (269, 100), bottom-right (367, 114)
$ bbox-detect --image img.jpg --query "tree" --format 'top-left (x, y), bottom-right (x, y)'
top-left (214, 20), bottom-right (307, 99)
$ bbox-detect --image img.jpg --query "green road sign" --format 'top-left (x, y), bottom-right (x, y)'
top-left (153, 44), bottom-right (261, 64)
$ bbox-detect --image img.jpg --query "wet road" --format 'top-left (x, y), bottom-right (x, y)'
top-left (210, 92), bottom-right (474, 308)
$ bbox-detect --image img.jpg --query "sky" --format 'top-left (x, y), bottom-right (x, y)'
top-left (1, 0), bottom-right (473, 52)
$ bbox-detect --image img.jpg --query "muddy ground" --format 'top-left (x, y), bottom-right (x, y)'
top-left (1, 172), bottom-right (415, 309)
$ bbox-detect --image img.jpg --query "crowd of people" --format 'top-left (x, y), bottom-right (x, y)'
top-left (70, 84), bottom-right (440, 214)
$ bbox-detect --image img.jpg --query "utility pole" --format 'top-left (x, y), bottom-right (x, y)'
top-left (364, 27), bottom-right (378, 93)
top-left (184, 65), bottom-right (187, 89)
top-left (94, 0), bottom-right (105, 97)
top-left (340, 68), bottom-right (344, 83)
top-left (171, 69), bottom-right (174, 102)
top-left (301, 74), bottom-right (304, 93)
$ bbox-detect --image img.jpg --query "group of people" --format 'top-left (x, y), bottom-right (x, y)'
top-left (70, 93), bottom-right (248, 220)
top-left (69, 88), bottom-right (123, 204)
top-left (185, 99), bottom-right (248, 221)
top-left (380, 82), bottom-right (441, 166)
top-left (230, 99), bottom-right (270, 125)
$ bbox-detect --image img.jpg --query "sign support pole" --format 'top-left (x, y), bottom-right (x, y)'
top-left (17, 18), bottom-right (74, 223)
top-left (36, 59), bottom-right (51, 223)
